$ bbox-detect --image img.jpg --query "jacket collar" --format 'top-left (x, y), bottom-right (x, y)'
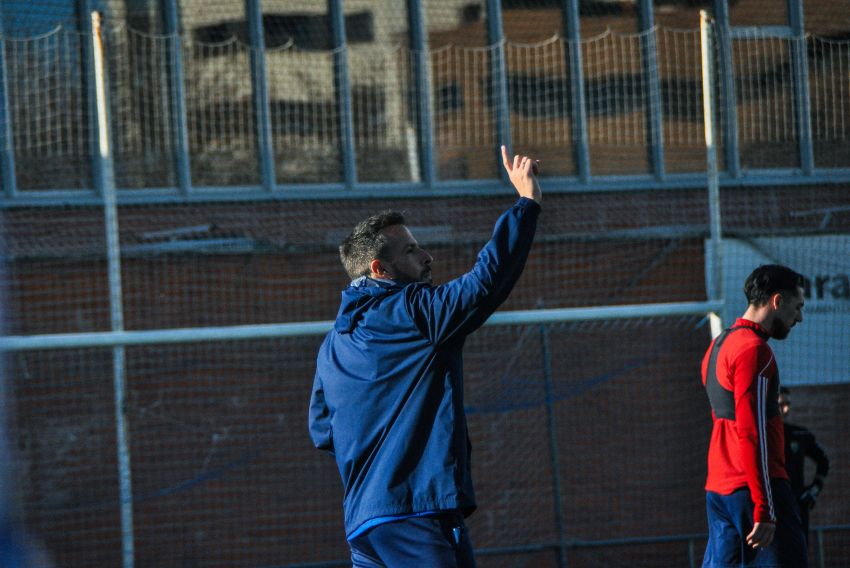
top-left (734, 317), bottom-right (770, 339)
top-left (351, 275), bottom-right (398, 289)
top-left (334, 277), bottom-right (401, 333)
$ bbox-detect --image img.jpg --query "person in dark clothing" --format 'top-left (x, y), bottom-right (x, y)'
top-left (309, 146), bottom-right (542, 567)
top-left (778, 386), bottom-right (830, 541)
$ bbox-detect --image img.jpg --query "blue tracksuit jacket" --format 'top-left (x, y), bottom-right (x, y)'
top-left (309, 197), bottom-right (540, 538)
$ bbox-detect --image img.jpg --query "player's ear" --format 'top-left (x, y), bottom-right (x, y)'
top-left (370, 258), bottom-right (388, 278)
top-left (770, 292), bottom-right (783, 310)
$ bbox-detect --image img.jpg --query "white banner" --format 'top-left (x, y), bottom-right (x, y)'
top-left (708, 236), bottom-right (850, 385)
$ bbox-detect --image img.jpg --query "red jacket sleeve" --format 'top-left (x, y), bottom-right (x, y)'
top-left (731, 341), bottom-right (776, 523)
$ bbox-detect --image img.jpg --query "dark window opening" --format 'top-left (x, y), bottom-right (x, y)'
top-left (193, 11), bottom-right (374, 50)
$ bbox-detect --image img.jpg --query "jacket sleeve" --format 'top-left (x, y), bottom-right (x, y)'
top-left (407, 197), bottom-right (540, 346)
top-left (732, 342), bottom-right (775, 523)
top-left (308, 371), bottom-right (334, 455)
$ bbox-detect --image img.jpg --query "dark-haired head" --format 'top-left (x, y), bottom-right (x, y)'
top-left (339, 211), bottom-right (406, 280)
top-left (742, 264), bottom-right (805, 340)
top-left (744, 265), bottom-right (804, 307)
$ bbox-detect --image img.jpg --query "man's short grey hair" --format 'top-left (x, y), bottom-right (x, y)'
top-left (339, 210), bottom-right (406, 280)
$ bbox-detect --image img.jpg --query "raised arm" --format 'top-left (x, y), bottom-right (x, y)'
top-left (407, 148), bottom-right (542, 345)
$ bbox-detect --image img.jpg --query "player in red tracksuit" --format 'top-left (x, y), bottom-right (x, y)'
top-left (701, 264), bottom-right (807, 568)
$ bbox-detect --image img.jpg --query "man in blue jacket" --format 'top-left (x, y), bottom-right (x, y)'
top-left (309, 146), bottom-right (542, 567)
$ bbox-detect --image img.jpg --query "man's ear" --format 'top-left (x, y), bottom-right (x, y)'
top-left (770, 292), bottom-right (783, 310)
top-left (370, 258), bottom-right (388, 278)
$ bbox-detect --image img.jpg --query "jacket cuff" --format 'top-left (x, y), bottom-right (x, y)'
top-left (516, 196), bottom-right (541, 212)
top-left (753, 505), bottom-right (775, 524)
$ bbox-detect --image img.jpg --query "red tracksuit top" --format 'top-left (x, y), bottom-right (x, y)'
top-left (701, 318), bottom-right (787, 523)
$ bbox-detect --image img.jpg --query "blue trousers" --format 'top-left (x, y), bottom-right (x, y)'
top-left (703, 479), bottom-right (806, 568)
top-left (349, 512), bottom-right (476, 568)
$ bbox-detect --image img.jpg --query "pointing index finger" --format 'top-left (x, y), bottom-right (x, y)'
top-left (501, 145), bottom-right (511, 171)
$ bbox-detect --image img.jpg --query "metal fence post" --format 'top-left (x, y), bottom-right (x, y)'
top-left (562, 0), bottom-right (590, 182)
top-left (246, 0), bottom-right (276, 192)
top-left (701, 12), bottom-right (724, 328)
top-left (407, 0), bottom-right (436, 187)
top-left (162, 0), bottom-right (192, 194)
top-left (541, 325), bottom-right (568, 568)
top-left (81, 0), bottom-right (105, 196)
top-left (0, 22), bottom-right (16, 198)
top-left (485, 0), bottom-right (511, 183)
top-left (639, 0), bottom-right (665, 179)
top-left (787, 0), bottom-right (814, 175)
top-left (89, 10), bottom-right (135, 568)
top-left (712, 0), bottom-right (740, 178)
top-left (329, 0), bottom-right (357, 189)
top-left (688, 538), bottom-right (696, 568)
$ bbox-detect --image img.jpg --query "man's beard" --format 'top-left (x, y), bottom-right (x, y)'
top-left (389, 266), bottom-right (432, 285)
top-left (771, 319), bottom-right (792, 340)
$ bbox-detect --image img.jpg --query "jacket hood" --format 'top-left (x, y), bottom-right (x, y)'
top-left (334, 277), bottom-right (400, 333)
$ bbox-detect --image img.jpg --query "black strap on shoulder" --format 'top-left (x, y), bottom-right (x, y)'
top-left (705, 326), bottom-right (746, 420)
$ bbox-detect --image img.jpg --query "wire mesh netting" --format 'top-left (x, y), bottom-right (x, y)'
top-left (3, 28), bottom-right (93, 190)
top-left (3, 1), bottom-right (850, 191)
top-left (2, 185), bottom-right (850, 566)
top-left (2, 191), bottom-right (712, 334)
top-left (809, 36), bottom-right (850, 169)
top-left (5, 315), bottom-right (850, 566)
top-left (730, 33), bottom-right (801, 170)
top-left (0, 320), bottom-right (716, 566)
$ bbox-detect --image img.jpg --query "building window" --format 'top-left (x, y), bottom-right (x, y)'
top-left (193, 12), bottom-right (374, 50)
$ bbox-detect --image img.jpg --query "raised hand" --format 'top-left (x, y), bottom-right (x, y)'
top-left (501, 145), bottom-right (542, 203)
